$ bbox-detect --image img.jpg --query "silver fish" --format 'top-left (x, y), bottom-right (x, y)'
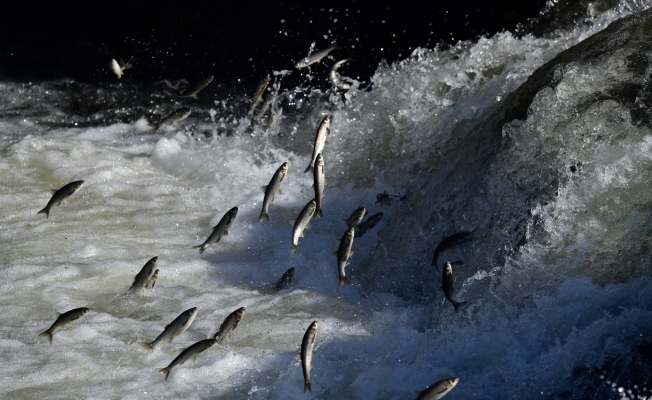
top-left (110, 58), bottom-right (132, 78)
top-left (145, 269), bottom-right (159, 289)
top-left (344, 206), bottom-right (366, 228)
top-left (334, 227), bottom-right (354, 287)
top-left (148, 107), bottom-right (191, 131)
top-left (165, 76), bottom-right (214, 99)
top-left (256, 82), bottom-right (281, 120)
top-left (37, 180), bottom-right (84, 219)
top-left (126, 257), bottom-right (158, 295)
top-left (213, 307), bottom-right (245, 344)
top-left (304, 116), bottom-right (330, 173)
top-left (248, 74), bottom-right (271, 117)
top-left (296, 44), bottom-right (341, 68)
top-left (431, 232), bottom-right (473, 271)
top-left (300, 321), bottom-right (318, 393)
top-left (442, 262), bottom-right (467, 313)
top-left (38, 307), bottom-right (90, 345)
top-left (275, 267), bottom-right (295, 290)
top-left (329, 58), bottom-right (352, 89)
top-left (140, 307), bottom-right (198, 351)
top-left (415, 377), bottom-right (459, 400)
top-left (158, 338), bottom-right (216, 380)
top-left (193, 207), bottom-right (238, 254)
top-left (259, 162), bottom-right (288, 223)
top-left (313, 154), bottom-right (326, 218)
top-left (355, 212), bottom-right (383, 238)
top-left (291, 199), bottom-right (317, 252)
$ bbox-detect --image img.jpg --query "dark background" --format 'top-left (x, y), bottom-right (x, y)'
top-left (0, 1), bottom-right (552, 89)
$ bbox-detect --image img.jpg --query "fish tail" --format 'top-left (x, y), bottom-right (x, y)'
top-left (339, 276), bottom-right (352, 288)
top-left (258, 213), bottom-right (271, 223)
top-left (159, 367), bottom-right (170, 380)
top-left (38, 330), bottom-right (52, 345)
top-left (192, 245), bottom-right (205, 254)
top-left (139, 342), bottom-right (153, 351)
top-left (304, 381), bottom-right (312, 393)
top-left (454, 301), bottom-right (468, 313)
top-left (304, 165), bottom-right (313, 173)
top-left (147, 122), bottom-right (159, 131)
top-left (315, 209), bottom-right (323, 218)
top-left (37, 207), bottom-right (49, 218)
top-left (291, 244), bottom-right (299, 253)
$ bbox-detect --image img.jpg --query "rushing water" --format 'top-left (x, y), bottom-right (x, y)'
top-left (1, 1), bottom-right (652, 399)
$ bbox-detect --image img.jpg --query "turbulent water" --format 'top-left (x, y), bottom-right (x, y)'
top-left (2, 1), bottom-right (652, 399)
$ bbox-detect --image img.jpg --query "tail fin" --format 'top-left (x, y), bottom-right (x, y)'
top-left (147, 122), bottom-right (159, 131)
top-left (454, 301), bottom-right (468, 313)
top-left (258, 213), bottom-right (271, 223)
top-left (304, 382), bottom-right (312, 393)
top-left (315, 209), bottom-right (323, 218)
top-left (139, 342), bottom-right (153, 352)
top-left (164, 80), bottom-right (179, 92)
top-left (192, 245), bottom-right (205, 254)
top-left (38, 330), bottom-right (52, 345)
top-left (159, 367), bottom-right (170, 380)
top-left (304, 165), bottom-right (313, 173)
top-left (37, 208), bottom-right (49, 219)
top-left (291, 244), bottom-right (299, 253)
top-left (339, 277), bottom-right (352, 288)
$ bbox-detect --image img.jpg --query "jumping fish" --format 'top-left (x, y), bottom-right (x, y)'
top-left (300, 321), bottom-right (318, 393)
top-left (291, 199), bottom-right (317, 252)
top-left (256, 81), bottom-right (281, 120)
top-left (441, 262), bottom-right (467, 313)
top-left (248, 74), bottom-right (271, 117)
top-left (193, 207), bottom-right (238, 254)
top-left (431, 232), bottom-right (473, 271)
top-left (140, 307), bottom-right (198, 351)
top-left (165, 76), bottom-right (214, 99)
top-left (148, 107), bottom-right (191, 131)
top-left (38, 307), bottom-right (90, 345)
top-left (158, 338), bottom-right (216, 380)
top-left (259, 162), bottom-right (288, 222)
top-left (296, 44), bottom-right (341, 68)
top-left (213, 307), bottom-right (245, 344)
top-left (334, 227), bottom-right (354, 287)
top-left (37, 180), bottom-right (84, 219)
top-left (415, 377), bottom-right (459, 399)
top-left (355, 212), bottom-right (383, 238)
top-left (329, 58), bottom-right (352, 89)
top-left (126, 257), bottom-right (158, 295)
top-left (343, 206), bottom-right (366, 228)
top-left (110, 58), bottom-right (132, 78)
top-left (304, 116), bottom-right (330, 173)
top-left (313, 154), bottom-right (326, 218)
top-left (275, 267), bottom-right (295, 290)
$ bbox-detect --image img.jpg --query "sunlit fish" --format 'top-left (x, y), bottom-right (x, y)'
top-left (304, 116), bottom-right (330, 173)
top-left (441, 262), bottom-right (467, 313)
top-left (145, 269), bottom-right (159, 289)
top-left (300, 321), bottom-right (318, 393)
top-left (37, 180), bottom-right (84, 219)
top-left (415, 377), bottom-right (459, 399)
top-left (165, 76), bottom-right (214, 98)
top-left (38, 307), bottom-right (90, 345)
top-left (248, 74), bottom-right (271, 117)
top-left (193, 207), bottom-right (238, 254)
top-left (110, 58), bottom-right (132, 78)
top-left (355, 212), bottom-right (383, 238)
top-left (274, 267), bottom-right (295, 290)
top-left (296, 44), bottom-right (341, 68)
top-left (140, 307), bottom-right (198, 351)
top-left (259, 162), bottom-right (288, 222)
top-left (147, 107), bottom-right (191, 131)
top-left (158, 338), bottom-right (216, 380)
top-left (313, 154), bottom-right (326, 218)
top-left (334, 227), bottom-right (354, 287)
top-left (126, 256), bottom-right (158, 295)
top-left (291, 199), bottom-right (317, 252)
top-left (431, 232), bottom-right (473, 271)
top-left (329, 58), bottom-right (352, 89)
top-left (213, 307), bottom-right (245, 344)
top-left (344, 206), bottom-right (366, 228)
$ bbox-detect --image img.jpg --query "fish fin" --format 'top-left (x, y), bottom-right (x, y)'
top-left (269, 195), bottom-right (275, 203)
top-left (139, 342), bottom-right (153, 351)
top-left (193, 355), bottom-right (197, 362)
top-left (192, 94), bottom-right (198, 99)
top-left (289, 219), bottom-right (296, 226)
top-left (324, 178), bottom-right (327, 186)
top-left (310, 183), bottom-right (314, 189)
top-left (50, 189), bottom-right (58, 195)
top-left (258, 213), bottom-right (271, 223)
top-left (38, 330), bottom-right (53, 345)
top-left (339, 277), bottom-right (352, 287)
top-left (332, 251), bottom-right (338, 257)
top-left (304, 165), bottom-right (313, 173)
top-left (305, 222), bottom-right (311, 229)
top-left (164, 80), bottom-right (179, 92)
top-left (304, 382), bottom-right (312, 393)
top-left (37, 207), bottom-right (49, 218)
top-left (55, 312), bottom-right (62, 318)
top-left (277, 188), bottom-right (282, 194)
top-left (291, 244), bottom-right (299, 253)
top-left (223, 230), bottom-right (228, 236)
top-left (159, 368), bottom-right (170, 380)
top-left (299, 232), bottom-right (304, 238)
top-left (454, 301), bottom-right (468, 313)
top-left (192, 245), bottom-right (206, 255)
top-left (415, 391), bottom-right (422, 396)
top-left (295, 353), bottom-right (301, 360)
top-left (147, 122), bottom-right (159, 131)
top-left (315, 209), bottom-right (323, 218)
top-left (438, 286), bottom-right (444, 293)
top-left (348, 251), bottom-right (354, 258)
top-left (261, 185), bottom-right (267, 192)
top-left (312, 351), bottom-right (317, 356)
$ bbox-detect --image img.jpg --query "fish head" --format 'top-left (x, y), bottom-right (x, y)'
top-left (187, 307), bottom-right (199, 318)
top-left (287, 267), bottom-right (295, 277)
top-left (444, 378), bottom-right (459, 389)
top-left (264, 74), bottom-right (271, 84)
top-left (280, 162), bottom-right (288, 174)
top-left (72, 181), bottom-right (85, 191)
top-left (321, 116), bottom-right (331, 127)
top-left (234, 307), bottom-right (246, 321)
top-left (204, 76), bottom-right (215, 84)
top-left (308, 321), bottom-right (318, 334)
top-left (346, 227), bottom-right (355, 239)
top-left (78, 308), bottom-right (91, 317)
top-left (149, 256), bottom-right (159, 266)
top-left (228, 207), bottom-right (239, 217)
top-left (307, 199), bottom-right (317, 209)
top-left (444, 262), bottom-right (453, 274)
top-left (295, 59), bottom-right (309, 69)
